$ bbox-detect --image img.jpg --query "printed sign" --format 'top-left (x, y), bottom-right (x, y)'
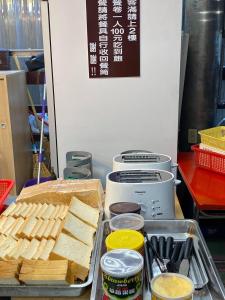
top-left (86, 0), bottom-right (140, 78)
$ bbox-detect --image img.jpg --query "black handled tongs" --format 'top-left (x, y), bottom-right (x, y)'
top-left (144, 232), bottom-right (168, 273)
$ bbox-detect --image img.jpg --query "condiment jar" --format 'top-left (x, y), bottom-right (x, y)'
top-left (151, 273), bottom-right (194, 300)
top-left (109, 213), bottom-right (144, 232)
top-left (101, 249), bottom-right (144, 300)
top-left (109, 202), bottom-right (141, 218)
top-left (105, 229), bottom-right (144, 254)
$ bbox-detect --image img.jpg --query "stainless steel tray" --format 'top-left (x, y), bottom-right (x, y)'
top-left (0, 212), bottom-right (103, 297)
top-left (91, 220), bottom-right (225, 300)
top-left (145, 232), bottom-right (208, 289)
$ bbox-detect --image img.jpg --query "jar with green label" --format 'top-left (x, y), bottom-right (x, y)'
top-left (101, 249), bottom-right (144, 300)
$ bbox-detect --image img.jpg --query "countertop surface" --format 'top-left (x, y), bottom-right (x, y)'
top-left (13, 197), bottom-right (183, 300)
top-left (178, 151), bottom-right (225, 210)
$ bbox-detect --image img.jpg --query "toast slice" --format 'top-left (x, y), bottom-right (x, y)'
top-left (30, 219), bottom-right (43, 239)
top-left (26, 203), bottom-right (37, 218)
top-left (11, 239), bottom-right (30, 260)
top-left (50, 205), bottom-right (60, 219)
top-left (49, 219), bottom-right (62, 239)
top-left (20, 203), bottom-right (33, 218)
top-left (0, 237), bottom-right (17, 260)
top-left (11, 203), bottom-right (23, 217)
top-left (32, 238), bottom-right (48, 260)
top-left (21, 217), bottom-right (37, 239)
top-left (2, 203), bottom-right (17, 217)
top-left (15, 202), bottom-right (28, 217)
top-left (39, 239), bottom-right (55, 260)
top-left (0, 216), bottom-right (7, 232)
top-left (32, 203), bottom-right (43, 218)
top-left (5, 218), bottom-right (24, 237)
top-left (5, 238), bottom-right (23, 260)
top-left (0, 216), bottom-right (16, 234)
top-left (62, 212), bottom-right (95, 247)
top-left (50, 232), bottom-right (92, 281)
top-left (37, 203), bottom-right (48, 219)
top-left (69, 197), bottom-right (99, 228)
top-left (43, 220), bottom-right (55, 239)
top-left (41, 204), bottom-right (55, 220)
top-left (36, 219), bottom-right (49, 239)
top-left (60, 206), bottom-right (69, 219)
top-left (20, 239), bottom-right (40, 260)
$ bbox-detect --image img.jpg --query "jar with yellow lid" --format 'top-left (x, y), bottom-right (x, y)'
top-left (105, 229), bottom-right (144, 254)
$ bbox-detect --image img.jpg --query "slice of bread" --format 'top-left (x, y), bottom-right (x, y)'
top-left (36, 220), bottom-right (49, 239)
top-left (37, 203), bottom-right (48, 219)
top-left (61, 206), bottom-right (69, 219)
top-left (5, 218), bottom-right (22, 236)
top-left (50, 232), bottom-right (92, 281)
top-left (50, 205), bottom-right (60, 219)
top-left (15, 202), bottom-right (28, 217)
top-left (11, 203), bottom-right (23, 217)
top-left (19, 274), bottom-right (70, 285)
top-left (30, 219), bottom-right (43, 239)
top-left (41, 204), bottom-right (55, 220)
top-left (0, 235), bottom-right (7, 247)
top-left (2, 203), bottom-right (17, 217)
top-left (43, 220), bottom-right (55, 239)
top-left (32, 238), bottom-right (48, 260)
top-left (20, 203), bottom-right (33, 218)
top-left (69, 197), bottom-right (99, 228)
top-left (39, 239), bottom-right (55, 260)
top-left (0, 237), bottom-right (17, 259)
top-left (32, 203), bottom-right (43, 218)
top-left (5, 238), bottom-right (23, 260)
top-left (49, 219), bottom-right (62, 239)
top-left (10, 217), bottom-right (25, 238)
top-left (1, 216), bottom-right (16, 234)
top-left (12, 239), bottom-right (30, 260)
top-left (20, 239), bottom-right (40, 260)
top-left (26, 204), bottom-right (37, 218)
top-left (21, 217), bottom-right (37, 239)
top-left (0, 216), bottom-right (7, 232)
top-left (16, 218), bottom-right (29, 238)
top-left (62, 212), bottom-right (95, 247)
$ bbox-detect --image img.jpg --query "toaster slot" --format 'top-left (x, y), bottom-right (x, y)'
top-left (114, 171), bottom-right (162, 183)
top-left (122, 154), bottom-right (160, 163)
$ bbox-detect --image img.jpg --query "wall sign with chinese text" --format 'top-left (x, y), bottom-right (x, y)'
top-left (86, 0), bottom-right (140, 78)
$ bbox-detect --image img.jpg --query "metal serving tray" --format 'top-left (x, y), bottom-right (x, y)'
top-left (145, 233), bottom-right (208, 289)
top-left (0, 212), bottom-right (103, 297)
top-left (91, 220), bottom-right (225, 300)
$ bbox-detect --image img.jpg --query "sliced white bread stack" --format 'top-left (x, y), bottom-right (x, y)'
top-left (50, 196), bottom-right (99, 281)
top-left (50, 233), bottom-right (92, 281)
top-left (0, 260), bottom-right (20, 285)
top-left (19, 259), bottom-right (72, 285)
top-left (2, 202), bottom-right (68, 220)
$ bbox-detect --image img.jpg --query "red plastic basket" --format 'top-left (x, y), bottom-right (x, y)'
top-left (192, 144), bottom-right (225, 175)
top-left (0, 180), bottom-right (14, 213)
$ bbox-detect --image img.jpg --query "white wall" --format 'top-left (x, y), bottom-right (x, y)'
top-left (42, 0), bottom-right (182, 184)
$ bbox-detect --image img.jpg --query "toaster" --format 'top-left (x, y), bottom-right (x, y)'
top-left (113, 152), bottom-right (175, 172)
top-left (105, 169), bottom-right (175, 219)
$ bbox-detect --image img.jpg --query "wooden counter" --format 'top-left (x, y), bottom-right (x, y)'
top-left (13, 196), bottom-right (183, 300)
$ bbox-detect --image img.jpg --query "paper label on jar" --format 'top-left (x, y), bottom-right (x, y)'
top-left (102, 271), bottom-right (142, 300)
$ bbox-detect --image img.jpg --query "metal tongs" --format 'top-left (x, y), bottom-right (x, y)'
top-left (144, 232), bottom-right (168, 273)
